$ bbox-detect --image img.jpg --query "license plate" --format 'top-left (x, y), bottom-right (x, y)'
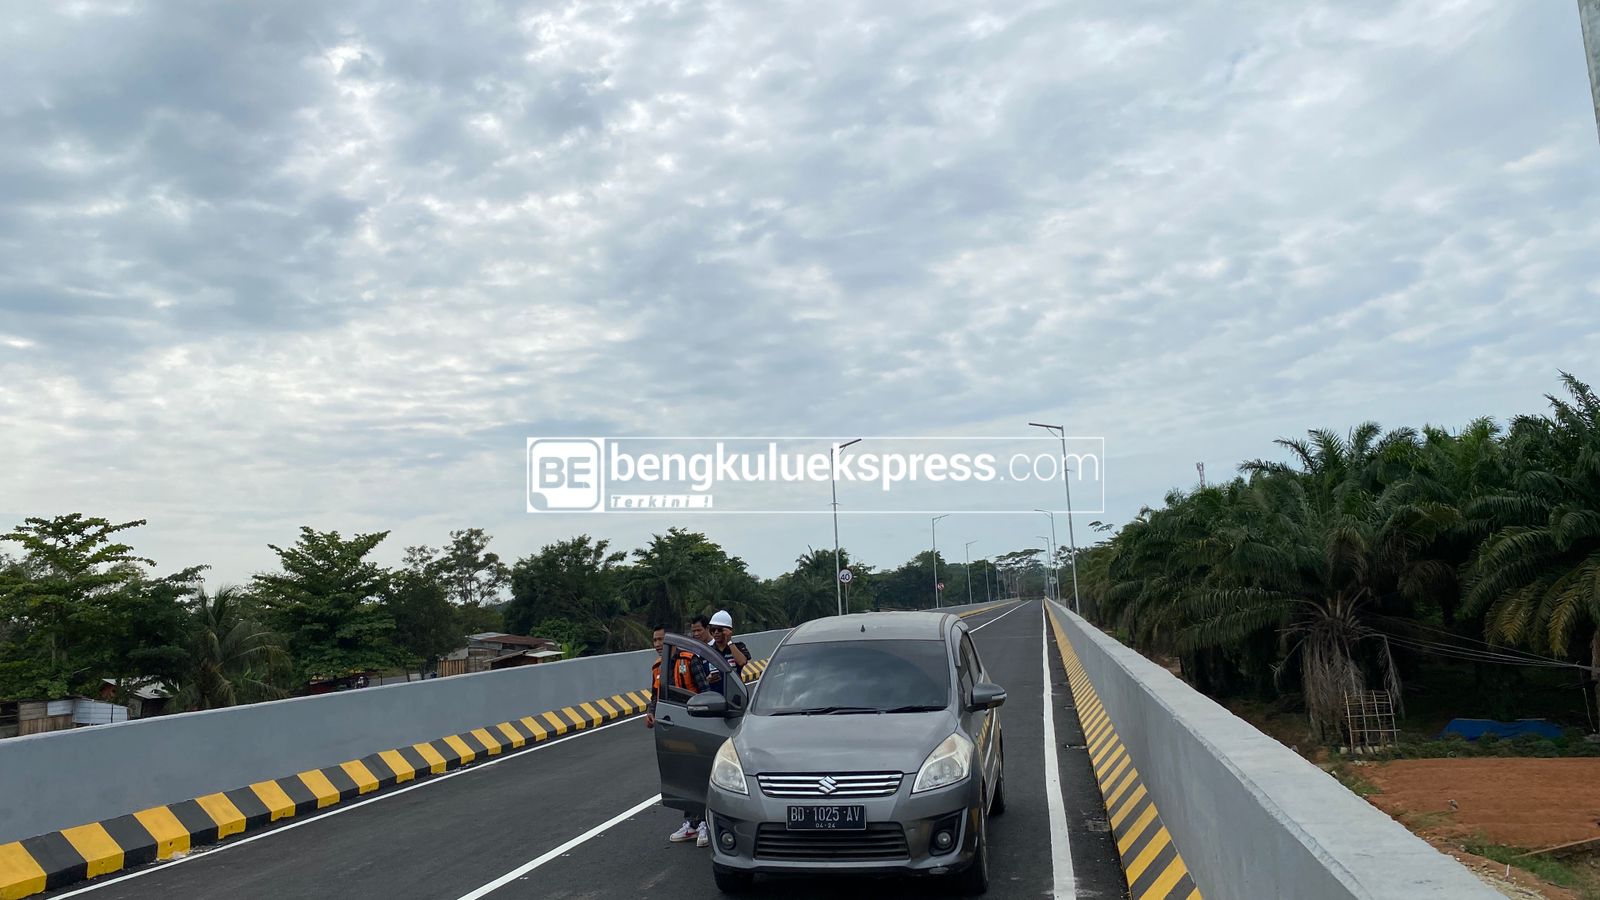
top-left (786, 805), bottom-right (866, 831)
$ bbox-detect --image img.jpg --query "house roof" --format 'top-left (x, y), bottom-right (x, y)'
top-left (101, 679), bottom-right (173, 700)
top-left (468, 632), bottom-right (554, 647)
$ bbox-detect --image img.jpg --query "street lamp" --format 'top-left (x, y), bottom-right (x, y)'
top-left (1584, 0), bottom-right (1600, 145)
top-left (1030, 422), bottom-right (1083, 615)
top-left (931, 514), bottom-right (950, 608)
top-left (1036, 537), bottom-right (1053, 601)
top-left (964, 540), bottom-right (978, 607)
top-left (831, 438), bottom-right (862, 617)
top-left (1034, 509), bottom-right (1058, 603)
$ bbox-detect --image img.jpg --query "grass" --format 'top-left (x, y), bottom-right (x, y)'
top-left (1328, 763), bottom-right (1382, 798)
top-left (1463, 840), bottom-right (1588, 889)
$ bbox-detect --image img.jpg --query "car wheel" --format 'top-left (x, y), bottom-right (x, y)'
top-left (952, 804), bottom-right (990, 895)
top-left (713, 864), bottom-right (754, 895)
top-left (990, 749), bottom-right (1007, 816)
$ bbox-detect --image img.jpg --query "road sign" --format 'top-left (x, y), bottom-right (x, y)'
top-left (937, 582), bottom-right (945, 591)
top-left (838, 568), bottom-right (853, 584)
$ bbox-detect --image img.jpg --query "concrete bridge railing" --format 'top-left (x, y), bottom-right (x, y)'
top-left (1050, 599), bottom-right (1497, 899)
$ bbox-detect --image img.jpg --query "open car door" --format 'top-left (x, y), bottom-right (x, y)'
top-left (654, 632), bottom-right (748, 817)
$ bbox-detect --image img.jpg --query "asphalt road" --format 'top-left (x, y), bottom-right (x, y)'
top-left (47, 600), bottom-right (1127, 900)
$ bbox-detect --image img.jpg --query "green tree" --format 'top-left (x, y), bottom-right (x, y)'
top-left (775, 548), bottom-right (841, 624)
top-left (434, 529), bottom-right (510, 642)
top-left (1466, 374), bottom-right (1600, 673)
top-left (508, 535), bottom-right (641, 653)
top-left (386, 546), bottom-right (460, 678)
top-left (94, 567), bottom-right (202, 702)
top-left (0, 515), bottom-right (195, 699)
top-left (628, 528), bottom-right (740, 627)
top-left (693, 566), bottom-right (784, 629)
top-left (175, 587), bottom-right (288, 710)
top-left (252, 527), bottom-right (398, 683)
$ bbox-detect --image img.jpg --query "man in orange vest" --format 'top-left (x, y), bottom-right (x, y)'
top-left (645, 623), bottom-right (711, 846)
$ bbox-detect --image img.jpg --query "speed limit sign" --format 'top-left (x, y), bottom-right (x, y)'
top-left (838, 568), bottom-right (853, 584)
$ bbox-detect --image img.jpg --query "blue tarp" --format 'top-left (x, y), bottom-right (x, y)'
top-left (1437, 718), bottom-right (1564, 741)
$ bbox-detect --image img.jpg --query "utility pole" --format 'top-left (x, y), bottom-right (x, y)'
top-left (1036, 537), bottom-right (1053, 600)
top-left (1035, 509), bottom-right (1059, 602)
top-left (931, 514), bottom-right (950, 608)
top-left (831, 438), bottom-right (862, 617)
top-left (1031, 422), bottom-right (1083, 615)
top-left (964, 540), bottom-right (978, 606)
top-left (1583, 0), bottom-right (1600, 145)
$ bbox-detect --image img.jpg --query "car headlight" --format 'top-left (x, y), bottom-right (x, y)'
top-left (711, 739), bottom-right (749, 795)
top-left (912, 733), bottom-right (974, 793)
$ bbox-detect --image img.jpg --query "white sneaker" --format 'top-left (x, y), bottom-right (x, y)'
top-left (696, 822), bottom-right (710, 848)
top-left (669, 821), bottom-right (697, 843)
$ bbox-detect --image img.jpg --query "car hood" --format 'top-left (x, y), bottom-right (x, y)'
top-left (735, 710), bottom-right (956, 774)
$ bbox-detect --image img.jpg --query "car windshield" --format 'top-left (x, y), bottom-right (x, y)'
top-left (752, 639), bottom-right (951, 715)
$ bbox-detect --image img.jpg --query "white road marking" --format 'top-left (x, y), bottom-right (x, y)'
top-left (58, 601), bottom-right (1038, 899)
top-left (48, 713), bottom-right (648, 897)
top-left (1041, 604), bottom-right (1078, 898)
top-left (454, 794), bottom-right (663, 900)
top-left (969, 598), bottom-right (1029, 632)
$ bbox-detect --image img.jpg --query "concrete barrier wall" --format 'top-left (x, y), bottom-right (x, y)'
top-left (1050, 600), bottom-right (1497, 900)
top-left (0, 600), bottom-right (1008, 846)
top-left (0, 628), bottom-right (790, 844)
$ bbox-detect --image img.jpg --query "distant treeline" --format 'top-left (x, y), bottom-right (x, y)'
top-left (1072, 373), bottom-right (1600, 740)
top-left (0, 517), bottom-right (1055, 713)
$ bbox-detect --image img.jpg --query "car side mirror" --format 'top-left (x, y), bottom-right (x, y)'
top-left (970, 682), bottom-right (1007, 711)
top-left (688, 692), bottom-right (731, 718)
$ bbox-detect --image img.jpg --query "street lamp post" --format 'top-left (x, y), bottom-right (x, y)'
top-left (964, 540), bottom-right (978, 607)
top-left (931, 514), bottom-right (950, 608)
top-left (1036, 536), bottom-right (1053, 601)
top-left (1584, 0), bottom-right (1600, 145)
top-left (984, 560), bottom-right (993, 603)
top-left (1034, 509), bottom-right (1058, 603)
top-left (831, 438), bottom-right (862, 616)
top-left (1030, 422), bottom-right (1083, 615)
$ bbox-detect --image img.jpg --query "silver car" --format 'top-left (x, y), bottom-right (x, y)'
top-left (652, 611), bottom-right (1006, 895)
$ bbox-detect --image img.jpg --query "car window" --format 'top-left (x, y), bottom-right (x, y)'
top-left (660, 635), bottom-right (733, 706)
top-left (961, 633), bottom-right (983, 681)
top-left (752, 640), bottom-right (951, 714)
top-left (956, 633), bottom-right (977, 702)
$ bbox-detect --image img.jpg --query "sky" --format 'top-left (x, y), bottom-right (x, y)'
top-left (1, 0), bottom-right (1597, 590)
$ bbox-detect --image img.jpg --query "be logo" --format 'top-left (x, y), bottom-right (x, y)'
top-left (526, 438), bottom-right (605, 512)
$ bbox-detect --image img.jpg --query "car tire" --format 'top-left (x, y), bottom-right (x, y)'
top-left (713, 864), bottom-right (754, 895)
top-left (990, 754), bottom-right (1007, 816)
top-left (951, 804), bottom-right (990, 895)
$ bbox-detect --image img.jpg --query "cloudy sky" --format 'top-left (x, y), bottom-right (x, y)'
top-left (2, 0), bottom-right (1597, 589)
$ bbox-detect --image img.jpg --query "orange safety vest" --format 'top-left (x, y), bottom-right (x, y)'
top-left (670, 649), bottom-right (700, 693)
top-left (652, 650), bottom-right (700, 697)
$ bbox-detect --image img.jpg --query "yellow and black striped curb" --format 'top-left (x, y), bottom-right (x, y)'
top-left (0, 658), bottom-right (772, 900)
top-left (0, 603), bottom-right (1017, 899)
top-left (1045, 606), bottom-right (1202, 900)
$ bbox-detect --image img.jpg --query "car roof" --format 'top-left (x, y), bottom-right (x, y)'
top-left (786, 611), bottom-right (957, 644)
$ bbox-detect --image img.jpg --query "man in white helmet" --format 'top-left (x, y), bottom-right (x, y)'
top-left (705, 609), bottom-right (749, 691)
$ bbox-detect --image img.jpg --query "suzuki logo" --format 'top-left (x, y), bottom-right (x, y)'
top-left (817, 776), bottom-right (838, 795)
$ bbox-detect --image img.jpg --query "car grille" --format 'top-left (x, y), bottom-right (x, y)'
top-left (754, 823), bottom-right (910, 861)
top-left (757, 772), bottom-right (904, 798)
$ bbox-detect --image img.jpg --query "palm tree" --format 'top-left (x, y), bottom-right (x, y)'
top-left (778, 549), bottom-right (838, 625)
top-left (692, 568), bottom-right (783, 631)
top-left (1465, 374), bottom-right (1600, 673)
top-left (1177, 476), bottom-right (1417, 740)
top-left (627, 528), bottom-right (733, 627)
top-left (175, 586), bottom-right (287, 710)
